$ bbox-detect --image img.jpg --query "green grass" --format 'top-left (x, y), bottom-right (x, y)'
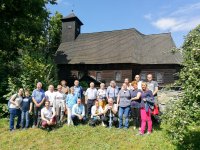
top-left (0, 118), bottom-right (176, 150)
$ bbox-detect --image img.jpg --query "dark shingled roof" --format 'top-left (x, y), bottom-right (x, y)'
top-left (55, 28), bottom-right (182, 65)
top-left (62, 13), bottom-right (83, 25)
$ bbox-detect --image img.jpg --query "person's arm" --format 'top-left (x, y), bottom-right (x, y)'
top-left (117, 94), bottom-right (120, 106)
top-left (38, 92), bottom-right (45, 106)
top-left (29, 101), bottom-right (33, 113)
top-left (153, 82), bottom-right (159, 96)
top-left (85, 89), bottom-right (88, 104)
top-left (32, 90), bottom-right (39, 106)
top-left (131, 92), bottom-right (141, 101)
top-left (82, 105), bottom-right (85, 117)
top-left (112, 105), bottom-right (118, 114)
top-left (10, 94), bottom-right (17, 105)
top-left (106, 87), bottom-right (109, 99)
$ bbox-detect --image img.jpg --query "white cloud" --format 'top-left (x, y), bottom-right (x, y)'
top-left (153, 17), bottom-right (200, 32)
top-left (144, 13), bottom-right (152, 20)
top-left (151, 2), bottom-right (200, 32)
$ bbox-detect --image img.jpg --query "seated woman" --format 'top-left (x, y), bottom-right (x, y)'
top-left (89, 100), bottom-right (104, 127)
top-left (138, 82), bottom-right (154, 135)
top-left (41, 100), bottom-right (56, 129)
top-left (103, 98), bottom-right (118, 128)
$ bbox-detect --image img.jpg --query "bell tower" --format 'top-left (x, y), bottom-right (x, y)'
top-left (61, 13), bottom-right (83, 42)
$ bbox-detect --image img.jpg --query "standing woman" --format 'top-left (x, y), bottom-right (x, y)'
top-left (117, 83), bottom-right (131, 129)
top-left (138, 82), bottom-right (154, 135)
top-left (97, 83), bottom-right (107, 109)
top-left (9, 88), bottom-right (23, 131)
top-left (130, 81), bottom-right (142, 130)
top-left (66, 87), bottom-right (78, 126)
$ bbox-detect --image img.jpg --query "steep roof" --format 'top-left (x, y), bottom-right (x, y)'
top-left (55, 28), bottom-right (182, 65)
top-left (61, 13), bottom-right (83, 25)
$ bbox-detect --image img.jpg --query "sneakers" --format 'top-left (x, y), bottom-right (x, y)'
top-left (136, 132), bottom-right (144, 136)
top-left (146, 132), bottom-right (151, 135)
top-left (133, 126), bottom-right (136, 130)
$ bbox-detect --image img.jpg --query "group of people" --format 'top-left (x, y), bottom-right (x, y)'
top-left (8, 74), bottom-right (159, 135)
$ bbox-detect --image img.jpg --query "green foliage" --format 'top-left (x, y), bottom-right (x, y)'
top-left (162, 24), bottom-right (200, 148)
top-left (79, 81), bottom-right (89, 88)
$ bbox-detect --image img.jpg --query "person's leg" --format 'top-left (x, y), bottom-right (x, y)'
top-left (71, 115), bottom-right (78, 126)
top-left (102, 116), bottom-right (109, 126)
top-left (60, 100), bottom-right (65, 122)
top-left (87, 100), bottom-right (93, 117)
top-left (118, 107), bottom-right (124, 128)
top-left (9, 108), bottom-right (15, 131)
top-left (67, 108), bottom-right (72, 125)
top-left (33, 106), bottom-right (38, 126)
top-left (25, 111), bottom-right (30, 128)
top-left (81, 116), bottom-right (87, 124)
top-left (113, 117), bottom-right (119, 128)
top-left (16, 109), bottom-right (21, 129)
top-left (21, 111), bottom-right (25, 128)
top-left (140, 108), bottom-right (147, 134)
top-left (124, 106), bottom-right (130, 128)
top-left (136, 107), bottom-right (141, 128)
top-left (42, 120), bottom-right (48, 128)
top-left (147, 108), bottom-right (152, 133)
top-left (131, 107), bottom-right (137, 127)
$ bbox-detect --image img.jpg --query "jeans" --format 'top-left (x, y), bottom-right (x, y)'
top-left (9, 108), bottom-right (21, 130)
top-left (33, 105), bottom-right (42, 126)
top-left (118, 106), bottom-right (130, 128)
top-left (21, 111), bottom-right (30, 128)
top-left (71, 115), bottom-right (87, 126)
top-left (89, 116), bottom-right (103, 127)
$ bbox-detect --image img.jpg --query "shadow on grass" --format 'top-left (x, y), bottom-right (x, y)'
top-left (176, 130), bottom-right (200, 150)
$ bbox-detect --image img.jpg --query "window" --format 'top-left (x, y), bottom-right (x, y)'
top-left (156, 72), bottom-right (164, 83)
top-left (115, 72), bottom-right (121, 81)
top-left (140, 73), bottom-right (146, 81)
top-left (96, 72), bottom-right (101, 81)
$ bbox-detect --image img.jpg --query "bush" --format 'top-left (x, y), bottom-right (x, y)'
top-left (162, 24), bottom-right (200, 149)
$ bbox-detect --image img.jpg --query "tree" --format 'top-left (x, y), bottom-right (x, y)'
top-left (162, 25), bottom-right (200, 149)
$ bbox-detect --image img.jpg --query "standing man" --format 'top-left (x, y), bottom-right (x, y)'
top-left (124, 78), bottom-right (133, 90)
top-left (106, 80), bottom-right (119, 104)
top-left (146, 74), bottom-right (159, 107)
top-left (61, 80), bottom-right (69, 95)
top-left (45, 85), bottom-right (56, 108)
top-left (32, 82), bottom-right (45, 128)
top-left (135, 75), bottom-right (142, 90)
top-left (74, 80), bottom-right (83, 99)
top-left (85, 82), bottom-right (97, 117)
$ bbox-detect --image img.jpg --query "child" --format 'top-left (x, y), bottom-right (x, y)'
top-left (21, 90), bottom-right (32, 129)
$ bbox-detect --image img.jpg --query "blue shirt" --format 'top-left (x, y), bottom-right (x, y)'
top-left (21, 96), bottom-right (32, 111)
top-left (66, 93), bottom-right (78, 109)
top-left (106, 86), bottom-right (119, 99)
top-left (130, 89), bottom-right (142, 108)
top-left (32, 89), bottom-right (45, 103)
top-left (74, 86), bottom-right (83, 98)
top-left (72, 104), bottom-right (85, 116)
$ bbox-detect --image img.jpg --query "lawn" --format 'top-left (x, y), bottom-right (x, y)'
top-left (0, 118), bottom-right (176, 150)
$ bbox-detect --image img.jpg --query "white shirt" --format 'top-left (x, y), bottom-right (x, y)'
top-left (9, 94), bottom-right (23, 109)
top-left (85, 88), bottom-right (97, 100)
top-left (45, 91), bottom-right (56, 106)
top-left (137, 81), bottom-right (142, 90)
top-left (91, 105), bottom-right (103, 118)
top-left (41, 107), bottom-right (54, 120)
top-left (55, 91), bottom-right (66, 101)
top-left (97, 89), bottom-right (107, 100)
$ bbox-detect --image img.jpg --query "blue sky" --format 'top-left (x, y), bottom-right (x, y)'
top-left (47, 0), bottom-right (200, 47)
